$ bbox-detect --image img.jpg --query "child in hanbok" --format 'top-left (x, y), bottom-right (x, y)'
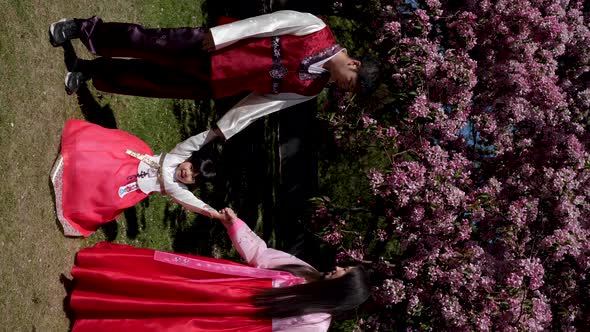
top-left (51, 119), bottom-right (220, 237)
top-left (68, 208), bottom-right (370, 331)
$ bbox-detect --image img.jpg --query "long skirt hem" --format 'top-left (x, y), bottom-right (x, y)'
top-left (51, 154), bottom-right (84, 237)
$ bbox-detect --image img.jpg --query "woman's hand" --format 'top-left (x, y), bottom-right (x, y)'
top-left (217, 207), bottom-right (238, 227)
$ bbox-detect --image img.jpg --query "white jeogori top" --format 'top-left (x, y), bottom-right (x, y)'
top-left (136, 130), bottom-right (218, 217)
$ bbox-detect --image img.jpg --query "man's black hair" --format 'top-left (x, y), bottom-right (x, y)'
top-left (357, 55), bottom-right (381, 95)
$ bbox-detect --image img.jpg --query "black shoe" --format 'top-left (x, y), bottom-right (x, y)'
top-left (64, 72), bottom-right (89, 95)
top-left (49, 19), bottom-right (79, 47)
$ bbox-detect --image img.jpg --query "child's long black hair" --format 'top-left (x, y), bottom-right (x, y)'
top-left (187, 143), bottom-right (217, 180)
top-left (252, 264), bottom-right (370, 318)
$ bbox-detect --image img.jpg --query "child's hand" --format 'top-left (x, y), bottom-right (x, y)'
top-left (218, 207), bottom-right (238, 227)
top-left (208, 209), bottom-right (223, 220)
top-left (222, 207), bottom-right (237, 220)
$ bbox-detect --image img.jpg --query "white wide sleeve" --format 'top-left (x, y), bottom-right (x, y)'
top-left (274, 315), bottom-right (332, 332)
top-left (163, 129), bottom-right (218, 217)
top-left (168, 129), bottom-right (218, 159)
top-left (216, 92), bottom-right (315, 140)
top-left (210, 10), bottom-right (326, 50)
top-left (225, 219), bottom-right (313, 269)
top-left (166, 182), bottom-right (215, 217)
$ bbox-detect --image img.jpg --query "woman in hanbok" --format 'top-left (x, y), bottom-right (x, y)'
top-left (51, 119), bottom-right (220, 237)
top-left (68, 208), bottom-right (370, 331)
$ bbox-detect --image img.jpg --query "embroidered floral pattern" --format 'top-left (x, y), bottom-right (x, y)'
top-left (127, 168), bottom-right (157, 181)
top-left (272, 36), bottom-right (281, 58)
top-left (269, 36), bottom-right (288, 94)
top-left (268, 40), bottom-right (342, 92)
top-left (299, 44), bottom-right (343, 81)
top-left (269, 64), bottom-right (288, 79)
top-left (50, 154), bottom-right (83, 237)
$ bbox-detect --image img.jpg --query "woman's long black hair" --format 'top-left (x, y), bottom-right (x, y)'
top-left (252, 264), bottom-right (370, 318)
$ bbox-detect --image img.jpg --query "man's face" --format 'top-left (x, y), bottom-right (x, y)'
top-left (331, 59), bottom-right (361, 91)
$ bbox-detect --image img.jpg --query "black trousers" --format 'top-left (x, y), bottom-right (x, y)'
top-left (79, 16), bottom-right (212, 99)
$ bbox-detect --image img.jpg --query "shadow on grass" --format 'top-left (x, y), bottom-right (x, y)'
top-left (74, 84), bottom-right (117, 129)
top-left (171, 99), bottom-right (213, 139)
top-left (201, 0), bottom-right (268, 26)
top-left (62, 41), bottom-right (117, 129)
top-left (101, 202), bottom-right (149, 241)
top-left (123, 194), bottom-right (149, 240)
top-left (123, 206), bottom-right (140, 239)
top-left (160, 200), bottom-right (221, 257)
top-left (98, 220), bottom-right (118, 242)
top-left (59, 273), bottom-right (75, 332)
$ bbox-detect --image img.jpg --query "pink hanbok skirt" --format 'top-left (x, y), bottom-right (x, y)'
top-left (51, 119), bottom-right (152, 237)
top-left (70, 242), bottom-right (272, 331)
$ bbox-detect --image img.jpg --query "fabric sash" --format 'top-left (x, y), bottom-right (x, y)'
top-left (127, 149), bottom-right (167, 194)
top-left (126, 149), bottom-right (159, 168)
top-left (157, 152), bottom-right (167, 195)
top-left (269, 36), bottom-right (287, 94)
top-left (154, 251), bottom-right (304, 285)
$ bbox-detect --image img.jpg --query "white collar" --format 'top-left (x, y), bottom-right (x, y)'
top-left (308, 48), bottom-right (346, 74)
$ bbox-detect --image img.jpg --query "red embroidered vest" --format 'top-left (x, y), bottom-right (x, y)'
top-left (210, 27), bottom-right (337, 99)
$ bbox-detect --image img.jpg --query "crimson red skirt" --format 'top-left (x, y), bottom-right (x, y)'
top-left (70, 242), bottom-right (271, 331)
top-left (51, 120), bottom-right (152, 237)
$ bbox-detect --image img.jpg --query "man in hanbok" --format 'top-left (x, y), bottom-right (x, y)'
top-left (49, 10), bottom-right (379, 140)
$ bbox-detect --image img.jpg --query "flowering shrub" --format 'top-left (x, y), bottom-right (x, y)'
top-left (314, 0), bottom-right (590, 330)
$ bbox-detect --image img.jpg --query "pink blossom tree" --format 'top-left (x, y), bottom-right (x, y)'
top-left (313, 0), bottom-right (590, 330)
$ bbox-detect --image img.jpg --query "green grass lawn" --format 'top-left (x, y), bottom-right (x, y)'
top-left (0, 1), bottom-right (238, 330)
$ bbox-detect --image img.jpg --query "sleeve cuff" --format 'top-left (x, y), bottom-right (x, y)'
top-left (226, 218), bottom-right (246, 238)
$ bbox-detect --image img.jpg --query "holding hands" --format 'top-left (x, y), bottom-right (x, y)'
top-left (210, 207), bottom-right (238, 228)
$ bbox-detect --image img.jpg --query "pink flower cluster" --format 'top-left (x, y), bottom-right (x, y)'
top-left (316, 0), bottom-right (590, 330)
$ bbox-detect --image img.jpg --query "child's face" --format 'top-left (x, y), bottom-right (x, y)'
top-left (175, 161), bottom-right (198, 184)
top-left (331, 58), bottom-right (361, 91)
